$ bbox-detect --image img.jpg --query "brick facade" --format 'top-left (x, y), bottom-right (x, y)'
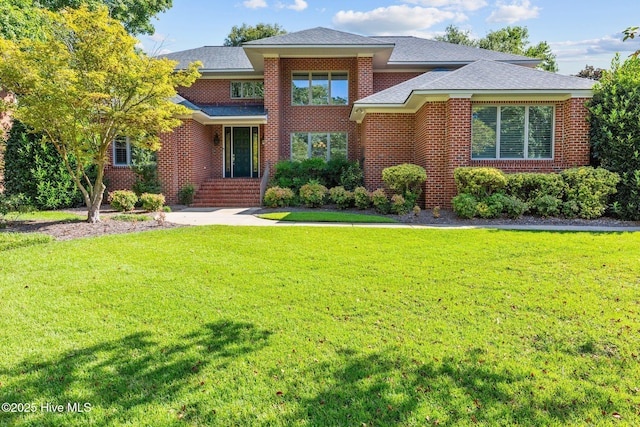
top-left (103, 52), bottom-right (592, 209)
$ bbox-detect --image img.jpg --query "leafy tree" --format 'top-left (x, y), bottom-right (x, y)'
top-left (436, 25), bottom-right (558, 72)
top-left (4, 120), bottom-right (86, 209)
top-left (223, 23), bottom-right (286, 46)
top-left (434, 24), bottom-right (476, 46)
top-left (575, 65), bottom-right (604, 80)
top-left (588, 55), bottom-right (640, 220)
top-left (623, 26), bottom-right (639, 58)
top-left (0, 0), bottom-right (170, 37)
top-left (0, 6), bottom-right (200, 222)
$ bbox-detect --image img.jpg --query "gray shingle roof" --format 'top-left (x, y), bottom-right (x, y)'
top-left (160, 46), bottom-right (252, 71)
top-left (372, 36), bottom-right (538, 64)
top-left (244, 27), bottom-right (392, 46)
top-left (357, 60), bottom-right (595, 104)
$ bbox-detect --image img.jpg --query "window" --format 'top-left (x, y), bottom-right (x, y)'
top-left (230, 81), bottom-right (264, 99)
top-left (292, 72), bottom-right (348, 106)
top-left (472, 105), bottom-right (554, 159)
top-left (113, 136), bottom-right (131, 166)
top-left (291, 132), bottom-right (347, 161)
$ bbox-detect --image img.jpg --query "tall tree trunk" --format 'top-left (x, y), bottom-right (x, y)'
top-left (86, 180), bottom-right (106, 224)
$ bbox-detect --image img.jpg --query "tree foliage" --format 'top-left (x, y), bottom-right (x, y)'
top-left (623, 26), bottom-right (639, 58)
top-left (575, 65), bottom-right (604, 81)
top-left (223, 23), bottom-right (286, 46)
top-left (0, 0), bottom-right (170, 38)
top-left (4, 120), bottom-right (86, 209)
top-left (435, 25), bottom-right (557, 72)
top-left (588, 55), bottom-right (640, 220)
top-left (0, 6), bottom-right (200, 222)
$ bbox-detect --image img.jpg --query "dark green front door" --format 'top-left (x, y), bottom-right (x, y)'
top-left (233, 127), bottom-right (251, 177)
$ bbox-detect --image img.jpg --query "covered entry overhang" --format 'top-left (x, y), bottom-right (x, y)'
top-left (172, 95), bottom-right (268, 125)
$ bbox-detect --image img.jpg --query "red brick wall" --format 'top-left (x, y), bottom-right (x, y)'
top-left (279, 58), bottom-right (358, 160)
top-left (415, 102), bottom-right (447, 207)
top-left (263, 57), bottom-right (281, 175)
top-left (0, 91), bottom-right (13, 191)
top-left (373, 72), bottom-right (423, 93)
top-left (362, 113), bottom-right (415, 190)
top-left (177, 79), bottom-right (264, 105)
top-left (104, 145), bottom-right (136, 194)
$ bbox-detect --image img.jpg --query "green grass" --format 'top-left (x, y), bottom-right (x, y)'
top-left (6, 211), bottom-right (85, 221)
top-left (258, 211), bottom-right (399, 223)
top-left (1, 226), bottom-right (639, 426)
top-left (0, 233), bottom-right (53, 251)
top-left (111, 213), bottom-right (152, 222)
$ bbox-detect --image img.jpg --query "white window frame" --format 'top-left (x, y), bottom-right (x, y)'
top-left (290, 132), bottom-right (348, 161)
top-left (113, 136), bottom-right (131, 166)
top-left (471, 105), bottom-right (555, 160)
top-left (230, 81), bottom-right (264, 99)
top-left (291, 71), bottom-right (349, 106)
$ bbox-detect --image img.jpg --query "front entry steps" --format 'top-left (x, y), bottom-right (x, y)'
top-left (190, 178), bottom-right (262, 207)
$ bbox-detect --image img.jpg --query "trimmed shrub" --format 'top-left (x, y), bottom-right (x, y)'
top-left (560, 167), bottom-right (620, 219)
top-left (324, 158), bottom-right (351, 188)
top-left (506, 172), bottom-right (565, 204)
top-left (353, 186), bottom-right (370, 210)
top-left (263, 186), bottom-right (295, 208)
top-left (382, 164), bottom-right (427, 198)
top-left (340, 161), bottom-right (365, 190)
top-left (131, 147), bottom-right (161, 196)
top-left (140, 193), bottom-right (165, 212)
top-left (390, 194), bottom-right (409, 215)
top-left (329, 186), bottom-right (354, 210)
top-left (109, 190), bottom-right (138, 212)
top-left (178, 183), bottom-right (195, 206)
top-left (454, 167), bottom-right (507, 198)
top-left (370, 188), bottom-right (390, 214)
top-left (452, 193), bottom-right (478, 219)
top-left (531, 195), bottom-right (560, 217)
top-left (501, 196), bottom-right (528, 219)
top-left (299, 180), bottom-right (328, 208)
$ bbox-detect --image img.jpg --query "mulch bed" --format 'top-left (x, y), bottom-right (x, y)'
top-left (2, 206), bottom-right (638, 242)
top-left (1, 209), bottom-right (185, 241)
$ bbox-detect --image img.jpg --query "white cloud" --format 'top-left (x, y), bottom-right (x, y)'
top-left (550, 34), bottom-right (640, 74)
top-left (243, 0), bottom-right (267, 9)
top-left (286, 0), bottom-right (308, 11)
top-left (333, 5), bottom-right (463, 35)
top-left (402, 0), bottom-right (488, 12)
top-left (148, 33), bottom-right (169, 43)
top-left (486, 0), bottom-right (539, 24)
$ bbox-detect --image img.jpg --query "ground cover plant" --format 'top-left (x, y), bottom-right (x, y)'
top-left (257, 211), bottom-right (399, 223)
top-left (0, 226), bottom-right (639, 426)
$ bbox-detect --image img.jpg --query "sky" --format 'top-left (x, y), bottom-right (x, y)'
top-left (141, 0), bottom-right (640, 75)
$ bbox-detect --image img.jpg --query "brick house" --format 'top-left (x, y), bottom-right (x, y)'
top-left (104, 27), bottom-right (594, 208)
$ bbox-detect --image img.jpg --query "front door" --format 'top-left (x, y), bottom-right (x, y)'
top-left (232, 127), bottom-right (251, 177)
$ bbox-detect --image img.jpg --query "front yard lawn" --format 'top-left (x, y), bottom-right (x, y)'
top-left (1, 226), bottom-right (639, 426)
top-left (257, 211), bottom-right (399, 223)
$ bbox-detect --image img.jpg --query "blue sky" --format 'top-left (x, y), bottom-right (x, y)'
top-left (141, 0), bottom-right (640, 75)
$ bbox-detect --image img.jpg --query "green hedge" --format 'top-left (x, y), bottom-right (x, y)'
top-left (452, 167), bottom-right (620, 220)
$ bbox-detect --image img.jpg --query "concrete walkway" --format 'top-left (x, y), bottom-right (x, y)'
top-left (165, 208), bottom-right (640, 232)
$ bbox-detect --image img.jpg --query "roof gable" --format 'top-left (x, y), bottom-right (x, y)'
top-left (373, 36), bottom-right (538, 66)
top-left (161, 46), bottom-right (252, 72)
top-left (243, 27), bottom-right (391, 46)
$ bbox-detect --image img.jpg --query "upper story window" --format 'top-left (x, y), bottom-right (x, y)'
top-left (291, 132), bottom-right (347, 161)
top-left (113, 136), bottom-right (131, 166)
top-left (231, 81), bottom-right (264, 99)
top-left (472, 105), bottom-right (554, 160)
top-left (292, 72), bottom-right (348, 106)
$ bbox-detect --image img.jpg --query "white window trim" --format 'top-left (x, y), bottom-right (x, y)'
top-left (291, 71), bottom-right (349, 106)
top-left (230, 81), bottom-right (264, 99)
top-left (471, 105), bottom-right (555, 160)
top-left (113, 137), bottom-right (131, 167)
top-left (290, 132), bottom-right (348, 161)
